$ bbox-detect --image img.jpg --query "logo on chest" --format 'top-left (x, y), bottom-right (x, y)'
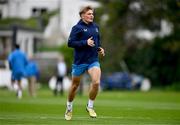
top-left (83, 29), bottom-right (88, 32)
top-left (82, 28), bottom-right (99, 33)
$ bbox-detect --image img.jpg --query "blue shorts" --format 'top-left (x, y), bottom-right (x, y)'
top-left (72, 61), bottom-right (100, 76)
top-left (12, 71), bottom-right (24, 81)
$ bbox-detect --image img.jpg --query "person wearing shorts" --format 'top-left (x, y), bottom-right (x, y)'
top-left (65, 6), bottom-right (105, 120)
top-left (8, 44), bottom-right (28, 99)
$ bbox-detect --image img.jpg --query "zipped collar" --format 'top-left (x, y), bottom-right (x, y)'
top-left (78, 19), bottom-right (93, 26)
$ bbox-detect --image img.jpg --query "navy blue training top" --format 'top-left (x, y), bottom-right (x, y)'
top-left (68, 19), bottom-right (101, 65)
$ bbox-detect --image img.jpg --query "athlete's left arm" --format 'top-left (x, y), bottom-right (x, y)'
top-left (97, 26), bottom-right (105, 56)
top-left (97, 26), bottom-right (101, 48)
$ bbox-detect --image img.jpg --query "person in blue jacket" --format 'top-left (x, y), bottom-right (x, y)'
top-left (8, 44), bottom-right (28, 99)
top-left (65, 6), bottom-right (105, 120)
top-left (24, 59), bottom-right (39, 97)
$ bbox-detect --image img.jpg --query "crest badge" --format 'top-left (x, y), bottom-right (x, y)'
top-left (83, 29), bottom-right (87, 32)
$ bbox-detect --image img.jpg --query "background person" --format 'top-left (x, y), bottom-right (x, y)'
top-left (8, 44), bottom-right (28, 99)
top-left (24, 58), bottom-right (39, 97)
top-left (54, 57), bottom-right (67, 96)
top-left (65, 6), bottom-right (105, 120)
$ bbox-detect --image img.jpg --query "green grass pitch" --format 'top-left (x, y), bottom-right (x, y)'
top-left (0, 88), bottom-right (180, 125)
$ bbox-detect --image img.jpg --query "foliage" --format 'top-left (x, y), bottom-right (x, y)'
top-left (95, 0), bottom-right (129, 72)
top-left (40, 10), bottom-right (59, 28)
top-left (58, 44), bottom-right (73, 72)
top-left (165, 82), bottom-right (180, 91)
top-left (0, 18), bottom-right (38, 29)
top-left (151, 33), bottom-right (180, 85)
top-left (95, 0), bottom-right (180, 86)
top-left (0, 10), bottom-right (58, 29)
top-left (125, 31), bottom-right (180, 86)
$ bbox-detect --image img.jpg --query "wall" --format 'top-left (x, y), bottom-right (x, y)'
top-left (2, 0), bottom-right (59, 19)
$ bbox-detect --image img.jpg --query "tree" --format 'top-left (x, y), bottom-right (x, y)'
top-left (95, 0), bottom-right (180, 85)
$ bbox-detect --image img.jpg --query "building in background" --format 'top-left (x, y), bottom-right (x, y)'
top-left (0, 26), bottom-right (42, 59)
top-left (60, 0), bottom-right (100, 39)
top-left (0, 0), bottom-right (100, 47)
top-left (0, 0), bottom-right (59, 19)
top-left (0, 0), bottom-right (100, 85)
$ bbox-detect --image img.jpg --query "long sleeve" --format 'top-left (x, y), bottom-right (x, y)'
top-left (97, 31), bottom-right (101, 47)
top-left (68, 26), bottom-right (87, 48)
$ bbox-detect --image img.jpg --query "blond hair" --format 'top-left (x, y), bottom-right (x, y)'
top-left (79, 6), bottom-right (94, 17)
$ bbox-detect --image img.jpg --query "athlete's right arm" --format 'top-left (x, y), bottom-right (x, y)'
top-left (68, 26), bottom-right (87, 48)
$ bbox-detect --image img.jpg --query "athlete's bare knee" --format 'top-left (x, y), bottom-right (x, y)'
top-left (92, 79), bottom-right (100, 85)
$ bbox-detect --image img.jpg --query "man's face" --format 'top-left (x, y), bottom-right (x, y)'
top-left (82, 9), bottom-right (94, 23)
